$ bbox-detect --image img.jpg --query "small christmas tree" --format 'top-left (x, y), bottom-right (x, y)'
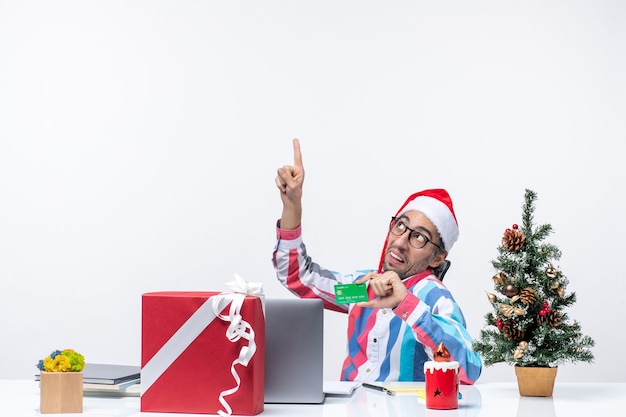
top-left (473, 189), bottom-right (594, 368)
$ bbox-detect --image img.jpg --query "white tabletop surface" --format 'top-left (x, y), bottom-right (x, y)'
top-left (2, 380), bottom-right (624, 417)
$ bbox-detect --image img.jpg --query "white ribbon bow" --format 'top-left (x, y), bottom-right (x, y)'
top-left (211, 274), bottom-right (264, 416)
top-left (225, 273), bottom-right (264, 297)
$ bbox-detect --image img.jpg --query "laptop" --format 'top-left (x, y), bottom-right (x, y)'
top-left (264, 297), bottom-right (325, 404)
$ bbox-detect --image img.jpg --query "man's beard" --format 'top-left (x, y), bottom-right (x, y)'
top-left (383, 256), bottom-right (435, 280)
top-left (383, 260), bottom-right (431, 281)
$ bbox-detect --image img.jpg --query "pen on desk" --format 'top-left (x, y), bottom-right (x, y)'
top-left (361, 382), bottom-right (396, 396)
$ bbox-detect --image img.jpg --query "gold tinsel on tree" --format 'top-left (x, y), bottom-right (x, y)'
top-left (473, 189), bottom-right (595, 368)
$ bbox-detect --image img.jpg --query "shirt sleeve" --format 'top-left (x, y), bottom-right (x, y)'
top-left (393, 277), bottom-right (483, 384)
top-left (273, 222), bottom-right (368, 313)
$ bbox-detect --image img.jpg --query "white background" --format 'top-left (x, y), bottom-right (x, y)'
top-left (1, 1), bottom-right (624, 383)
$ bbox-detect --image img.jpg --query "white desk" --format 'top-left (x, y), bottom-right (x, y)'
top-left (1, 380), bottom-right (624, 417)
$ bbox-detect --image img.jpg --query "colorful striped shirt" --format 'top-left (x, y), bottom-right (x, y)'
top-left (272, 224), bottom-right (482, 384)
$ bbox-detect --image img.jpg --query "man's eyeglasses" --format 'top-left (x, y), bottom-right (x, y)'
top-left (389, 217), bottom-right (443, 251)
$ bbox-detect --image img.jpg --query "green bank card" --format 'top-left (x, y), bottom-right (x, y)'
top-left (334, 283), bottom-right (368, 304)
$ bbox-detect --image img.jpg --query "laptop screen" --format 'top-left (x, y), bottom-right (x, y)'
top-left (263, 297), bottom-right (325, 404)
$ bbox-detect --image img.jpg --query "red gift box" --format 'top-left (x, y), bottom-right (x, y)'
top-left (141, 291), bottom-right (264, 415)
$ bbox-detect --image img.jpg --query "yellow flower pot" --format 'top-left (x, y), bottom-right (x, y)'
top-left (514, 365), bottom-right (558, 397)
top-left (39, 371), bottom-right (83, 414)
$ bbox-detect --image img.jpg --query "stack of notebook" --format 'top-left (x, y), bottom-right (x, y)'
top-left (81, 363), bottom-right (141, 396)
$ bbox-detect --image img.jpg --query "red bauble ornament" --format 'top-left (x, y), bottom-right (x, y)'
top-left (512, 224), bottom-right (519, 229)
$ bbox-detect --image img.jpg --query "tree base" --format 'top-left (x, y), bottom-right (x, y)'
top-left (514, 365), bottom-right (558, 397)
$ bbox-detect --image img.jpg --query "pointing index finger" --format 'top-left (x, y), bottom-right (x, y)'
top-left (293, 138), bottom-right (303, 168)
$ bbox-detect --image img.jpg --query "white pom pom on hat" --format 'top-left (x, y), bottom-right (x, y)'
top-left (395, 189), bottom-right (459, 252)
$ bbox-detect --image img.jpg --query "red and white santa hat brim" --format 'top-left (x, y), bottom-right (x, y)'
top-left (396, 189), bottom-right (459, 252)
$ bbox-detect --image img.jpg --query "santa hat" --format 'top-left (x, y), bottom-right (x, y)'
top-left (395, 189), bottom-right (459, 252)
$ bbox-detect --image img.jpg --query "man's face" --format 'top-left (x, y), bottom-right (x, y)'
top-left (382, 211), bottom-right (446, 279)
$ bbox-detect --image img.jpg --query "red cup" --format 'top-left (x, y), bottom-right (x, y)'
top-left (423, 361), bottom-right (459, 409)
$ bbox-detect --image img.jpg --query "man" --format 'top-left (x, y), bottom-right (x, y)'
top-left (272, 138), bottom-right (482, 384)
